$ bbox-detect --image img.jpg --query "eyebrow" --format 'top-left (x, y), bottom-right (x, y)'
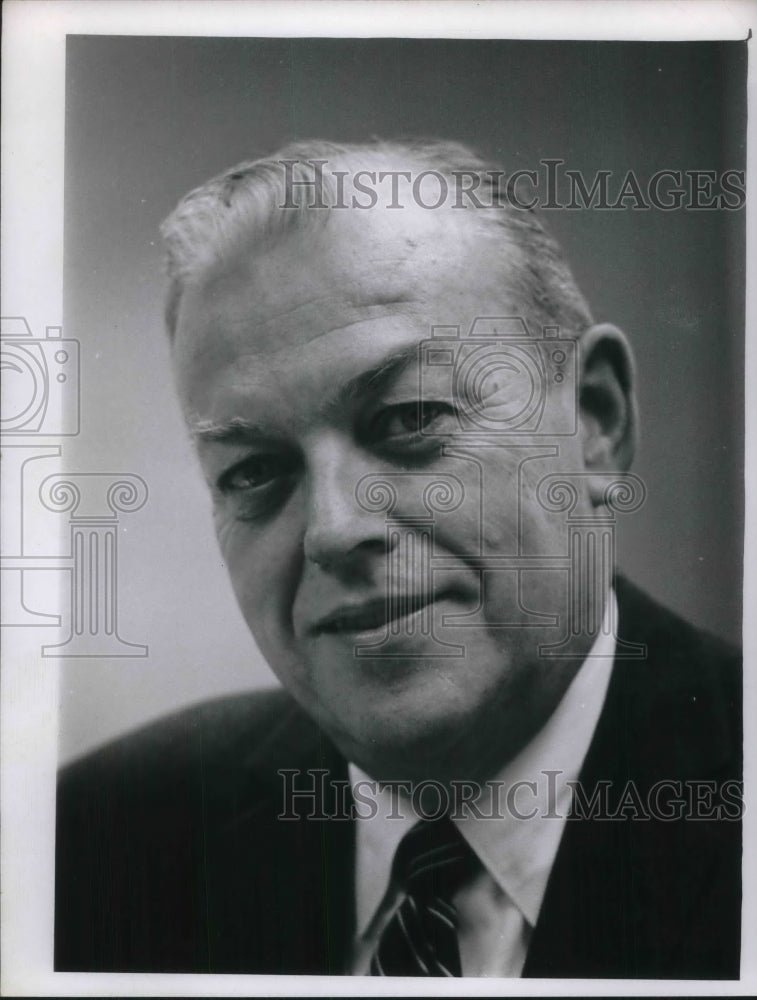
top-left (191, 415), bottom-right (269, 444)
top-left (335, 343), bottom-right (420, 406)
top-left (190, 343), bottom-right (422, 445)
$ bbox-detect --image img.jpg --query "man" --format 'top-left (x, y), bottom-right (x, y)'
top-left (55, 140), bottom-right (741, 978)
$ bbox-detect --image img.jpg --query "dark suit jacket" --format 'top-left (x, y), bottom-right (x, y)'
top-left (55, 577), bottom-right (742, 978)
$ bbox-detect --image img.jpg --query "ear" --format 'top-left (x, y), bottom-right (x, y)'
top-left (578, 323), bottom-right (638, 505)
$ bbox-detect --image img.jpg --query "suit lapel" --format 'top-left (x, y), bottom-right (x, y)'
top-left (201, 696), bottom-right (356, 974)
top-left (523, 577), bottom-right (740, 978)
top-left (196, 579), bottom-right (738, 977)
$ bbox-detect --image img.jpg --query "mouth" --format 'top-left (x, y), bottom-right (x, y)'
top-left (313, 593), bottom-right (435, 636)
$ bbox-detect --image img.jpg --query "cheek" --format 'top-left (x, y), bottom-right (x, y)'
top-left (517, 481), bottom-right (562, 554)
top-left (432, 450), bottom-right (518, 557)
top-left (454, 451), bottom-right (526, 556)
top-left (213, 508), bottom-right (303, 647)
top-left (460, 447), bottom-right (588, 562)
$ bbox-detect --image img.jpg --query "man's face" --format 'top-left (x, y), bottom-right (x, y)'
top-left (173, 206), bottom-right (595, 782)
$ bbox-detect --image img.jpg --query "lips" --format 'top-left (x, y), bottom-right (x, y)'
top-left (313, 593), bottom-right (435, 635)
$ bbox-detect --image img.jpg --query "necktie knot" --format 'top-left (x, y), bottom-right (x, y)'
top-left (392, 816), bottom-right (477, 899)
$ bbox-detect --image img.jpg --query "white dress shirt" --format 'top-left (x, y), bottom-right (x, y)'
top-left (348, 590), bottom-right (617, 977)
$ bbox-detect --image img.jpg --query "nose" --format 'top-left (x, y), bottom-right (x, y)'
top-left (303, 435), bottom-right (388, 572)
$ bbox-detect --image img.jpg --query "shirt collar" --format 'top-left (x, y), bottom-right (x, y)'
top-left (350, 588), bottom-right (617, 934)
top-left (455, 588), bottom-right (617, 924)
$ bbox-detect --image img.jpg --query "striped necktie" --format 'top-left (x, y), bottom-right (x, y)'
top-left (370, 816), bottom-right (479, 977)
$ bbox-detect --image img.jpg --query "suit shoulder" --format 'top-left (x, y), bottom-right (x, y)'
top-left (614, 575), bottom-right (742, 774)
top-left (616, 574), bottom-right (740, 679)
top-left (58, 686), bottom-right (323, 801)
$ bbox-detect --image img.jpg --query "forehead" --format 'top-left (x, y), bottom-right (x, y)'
top-left (172, 204), bottom-right (523, 409)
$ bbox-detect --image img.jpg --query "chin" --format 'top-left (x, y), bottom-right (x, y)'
top-left (325, 691), bottom-right (499, 784)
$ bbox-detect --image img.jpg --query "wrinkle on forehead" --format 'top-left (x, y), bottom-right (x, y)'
top-left (203, 199), bottom-right (483, 306)
top-left (177, 294), bottom-right (425, 383)
top-left (173, 204), bottom-right (516, 386)
top-left (175, 244), bottom-right (432, 373)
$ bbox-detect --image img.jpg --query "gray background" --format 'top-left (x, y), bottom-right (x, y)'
top-left (59, 36), bottom-right (745, 763)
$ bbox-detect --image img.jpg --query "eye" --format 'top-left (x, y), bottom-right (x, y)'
top-left (215, 453), bottom-right (298, 520)
top-left (367, 401), bottom-right (457, 448)
top-left (218, 454), bottom-right (287, 493)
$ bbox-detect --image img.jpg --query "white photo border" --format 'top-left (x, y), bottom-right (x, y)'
top-left (2, 1), bottom-right (754, 996)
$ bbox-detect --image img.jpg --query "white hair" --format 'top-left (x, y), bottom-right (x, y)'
top-left (160, 138), bottom-right (594, 339)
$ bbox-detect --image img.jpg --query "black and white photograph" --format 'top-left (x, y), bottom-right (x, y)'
top-left (1, 1), bottom-right (753, 995)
